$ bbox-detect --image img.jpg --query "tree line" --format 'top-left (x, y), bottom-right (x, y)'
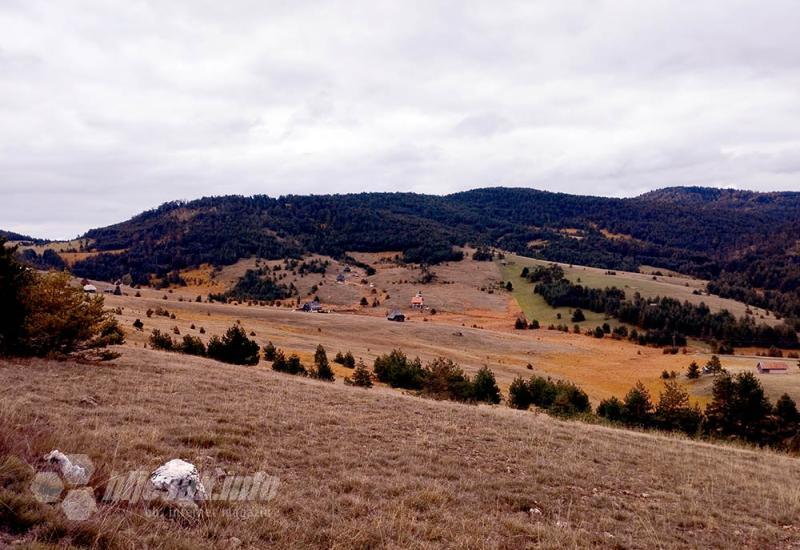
top-left (528, 264), bottom-right (798, 349)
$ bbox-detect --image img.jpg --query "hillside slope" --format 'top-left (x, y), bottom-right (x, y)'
top-left (49, 186), bottom-right (799, 320)
top-left (2, 347), bottom-right (799, 548)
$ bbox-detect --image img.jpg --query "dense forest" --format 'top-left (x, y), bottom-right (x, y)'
top-left (6, 186), bottom-right (799, 329)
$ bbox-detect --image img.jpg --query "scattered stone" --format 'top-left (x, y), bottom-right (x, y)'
top-left (44, 450), bottom-right (90, 485)
top-left (149, 459), bottom-right (207, 506)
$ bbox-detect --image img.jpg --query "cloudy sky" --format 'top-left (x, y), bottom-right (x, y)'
top-left (2, 1), bottom-right (799, 239)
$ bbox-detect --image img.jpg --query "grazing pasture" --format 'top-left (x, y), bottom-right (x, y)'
top-left (1, 348), bottom-right (799, 548)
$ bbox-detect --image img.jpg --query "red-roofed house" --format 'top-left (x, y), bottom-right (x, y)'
top-left (756, 361), bottom-right (789, 374)
top-left (410, 291), bottom-right (425, 309)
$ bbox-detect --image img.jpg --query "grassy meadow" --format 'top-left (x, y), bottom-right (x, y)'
top-left (2, 348), bottom-right (799, 548)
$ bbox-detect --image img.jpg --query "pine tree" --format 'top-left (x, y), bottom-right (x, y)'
top-left (263, 340), bottom-right (277, 361)
top-left (0, 238), bottom-right (32, 354)
top-left (705, 355), bottom-right (723, 374)
top-left (471, 366), bottom-right (501, 404)
top-left (622, 381), bottom-right (653, 426)
top-left (346, 360), bottom-right (373, 388)
top-left (686, 361), bottom-right (700, 379)
top-left (314, 344), bottom-right (334, 381)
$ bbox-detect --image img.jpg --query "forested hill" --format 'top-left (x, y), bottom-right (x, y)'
top-left (34, 186), bottom-right (800, 320)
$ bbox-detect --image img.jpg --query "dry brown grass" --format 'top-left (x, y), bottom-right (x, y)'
top-left (2, 347), bottom-right (800, 548)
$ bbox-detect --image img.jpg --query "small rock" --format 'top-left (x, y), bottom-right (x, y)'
top-left (149, 459), bottom-right (207, 506)
top-left (226, 537), bottom-right (242, 548)
top-left (44, 450), bottom-right (89, 485)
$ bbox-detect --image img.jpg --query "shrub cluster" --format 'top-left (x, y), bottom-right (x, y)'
top-left (334, 350), bottom-right (356, 368)
top-left (508, 375), bottom-right (590, 416)
top-left (372, 350), bottom-right (501, 404)
top-left (149, 325), bottom-right (260, 365)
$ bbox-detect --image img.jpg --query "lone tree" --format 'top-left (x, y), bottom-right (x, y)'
top-left (314, 344), bottom-right (334, 381)
top-left (686, 361), bottom-right (700, 379)
top-left (571, 308), bottom-right (586, 323)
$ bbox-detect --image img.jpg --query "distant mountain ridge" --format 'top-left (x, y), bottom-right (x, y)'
top-left (9, 185), bottom-right (800, 321)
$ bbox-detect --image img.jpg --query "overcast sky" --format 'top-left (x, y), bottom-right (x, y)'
top-left (2, 1), bottom-right (799, 239)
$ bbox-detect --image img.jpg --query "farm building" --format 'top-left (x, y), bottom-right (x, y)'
top-left (410, 291), bottom-right (425, 309)
top-left (387, 309), bottom-right (405, 322)
top-left (83, 284), bottom-right (97, 293)
top-left (756, 361), bottom-right (789, 374)
top-left (301, 300), bottom-right (322, 312)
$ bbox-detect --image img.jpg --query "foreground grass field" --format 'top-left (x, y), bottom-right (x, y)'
top-left (2, 347), bottom-right (800, 548)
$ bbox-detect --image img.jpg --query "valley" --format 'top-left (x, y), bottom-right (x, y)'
top-left (93, 251), bottom-right (800, 406)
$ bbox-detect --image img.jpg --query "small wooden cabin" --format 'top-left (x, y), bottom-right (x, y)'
top-left (756, 361), bottom-right (789, 374)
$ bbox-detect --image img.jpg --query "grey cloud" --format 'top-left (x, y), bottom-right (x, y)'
top-left (1, 0), bottom-right (799, 239)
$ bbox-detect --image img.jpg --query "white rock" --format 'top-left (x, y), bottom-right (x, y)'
top-left (45, 450), bottom-right (89, 485)
top-left (149, 459), bottom-right (207, 504)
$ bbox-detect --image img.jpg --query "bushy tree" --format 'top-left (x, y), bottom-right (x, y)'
top-left (345, 359), bottom-right (373, 388)
top-left (373, 349), bottom-right (424, 389)
top-left (508, 375), bottom-right (589, 416)
top-left (705, 355), bottom-right (723, 374)
top-left (178, 335), bottom-right (206, 356)
top-left (0, 238), bottom-right (31, 354)
top-left (472, 366), bottom-right (501, 404)
top-left (21, 271), bottom-right (121, 357)
top-left (422, 357), bottom-right (472, 401)
top-left (775, 393), bottom-right (799, 426)
top-left (622, 381), bottom-right (653, 426)
top-left (597, 396), bottom-right (624, 422)
top-left (149, 329), bottom-right (175, 351)
top-left (655, 379), bottom-right (702, 434)
top-left (286, 354), bottom-right (307, 375)
top-left (704, 371), bottom-right (773, 444)
top-left (508, 377), bottom-right (532, 410)
top-left (571, 308), bottom-right (585, 323)
top-left (263, 340), bottom-right (277, 361)
top-left (314, 344), bottom-right (334, 381)
top-left (207, 325), bottom-right (260, 365)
